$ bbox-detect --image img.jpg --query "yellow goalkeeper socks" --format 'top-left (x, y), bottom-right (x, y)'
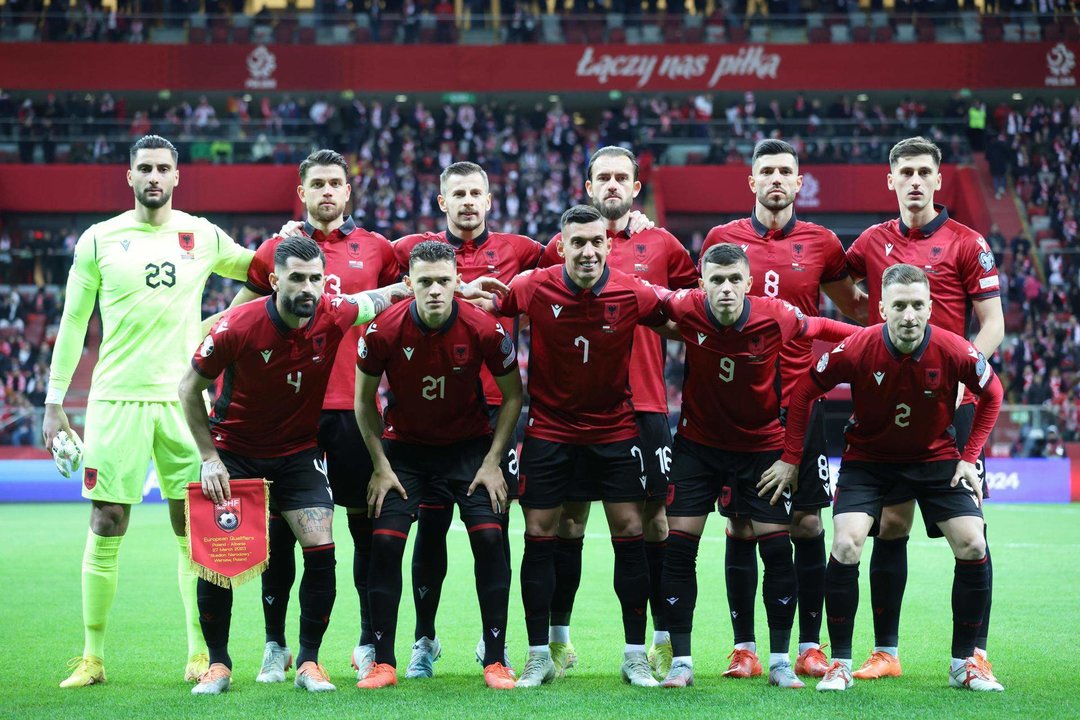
top-left (176, 535), bottom-right (207, 657)
top-left (82, 529), bottom-right (123, 660)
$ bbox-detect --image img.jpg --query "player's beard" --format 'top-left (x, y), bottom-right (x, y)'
top-left (282, 292), bottom-right (318, 318)
top-left (455, 211), bottom-right (483, 233)
top-left (137, 186), bottom-right (172, 210)
top-left (594, 195), bottom-right (632, 221)
top-left (758, 188), bottom-right (794, 213)
top-left (310, 201), bottom-right (343, 224)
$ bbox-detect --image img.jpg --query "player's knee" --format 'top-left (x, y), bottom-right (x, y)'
top-left (557, 502), bottom-right (590, 538)
top-left (726, 517), bottom-right (755, 540)
top-left (789, 510), bottom-right (823, 539)
top-left (643, 501), bottom-right (668, 540)
top-left (524, 509), bottom-right (558, 538)
top-left (950, 527), bottom-right (987, 561)
top-left (830, 533), bottom-right (864, 565)
top-left (89, 502), bottom-right (128, 536)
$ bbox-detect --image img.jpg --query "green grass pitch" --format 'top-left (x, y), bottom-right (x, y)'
top-left (3, 502), bottom-right (1077, 719)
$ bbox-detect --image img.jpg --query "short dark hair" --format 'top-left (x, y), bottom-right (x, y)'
top-left (439, 161), bottom-right (489, 195)
top-left (751, 139), bottom-right (798, 167)
top-left (274, 235), bottom-right (325, 269)
top-left (882, 263), bottom-right (929, 291)
top-left (889, 136), bottom-right (942, 169)
top-left (700, 243), bottom-right (749, 273)
top-left (560, 204), bottom-right (604, 231)
top-left (587, 146), bottom-right (638, 183)
top-left (409, 239), bottom-right (457, 268)
top-left (298, 149), bottom-right (349, 183)
top-left (129, 135), bottom-right (178, 164)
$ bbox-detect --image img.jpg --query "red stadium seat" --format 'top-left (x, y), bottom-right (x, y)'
top-left (684, 25), bottom-right (703, 43)
top-left (1064, 22), bottom-right (1080, 41)
top-left (232, 25), bottom-right (250, 43)
top-left (1042, 23), bottom-right (1062, 41)
top-left (273, 20), bottom-right (296, 44)
top-left (852, 25), bottom-right (871, 42)
top-left (727, 24), bottom-right (748, 42)
top-left (808, 26), bottom-right (829, 43)
top-left (298, 26), bottom-right (316, 44)
top-left (874, 25), bottom-right (894, 42)
top-left (210, 24), bottom-right (229, 43)
top-left (608, 26), bottom-right (627, 43)
top-left (188, 26), bottom-right (207, 43)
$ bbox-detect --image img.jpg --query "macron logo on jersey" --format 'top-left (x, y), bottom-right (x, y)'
top-left (260, 350), bottom-right (272, 363)
top-left (552, 304), bottom-right (563, 318)
top-left (885, 243), bottom-right (894, 256)
top-left (404, 347), bottom-right (415, 360)
top-left (697, 332), bottom-right (708, 345)
top-left (873, 371), bottom-right (885, 385)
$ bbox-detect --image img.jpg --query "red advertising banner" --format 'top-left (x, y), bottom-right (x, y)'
top-left (186, 478), bottom-right (269, 589)
top-left (0, 41), bottom-right (1075, 92)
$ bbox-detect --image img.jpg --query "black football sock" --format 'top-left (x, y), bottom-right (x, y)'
top-left (869, 535), bottom-right (908, 648)
top-left (501, 512), bottom-right (513, 584)
top-left (825, 556), bottom-right (860, 660)
top-left (611, 534), bottom-right (649, 645)
top-left (347, 512), bottom-right (374, 646)
top-left (550, 535), bottom-right (584, 627)
top-left (296, 543), bottom-right (336, 667)
top-left (261, 513), bottom-right (295, 646)
top-left (758, 531), bottom-right (797, 655)
top-left (645, 539), bottom-right (668, 632)
top-left (197, 577), bottom-right (233, 669)
top-left (465, 519), bottom-right (510, 666)
top-left (521, 534), bottom-right (557, 646)
top-left (662, 530), bottom-right (701, 658)
top-left (953, 555), bottom-right (990, 659)
top-left (976, 527), bottom-right (992, 651)
top-left (793, 531), bottom-right (827, 646)
top-left (368, 516), bottom-right (411, 666)
top-left (725, 533), bottom-right (758, 645)
top-left (411, 503), bottom-right (453, 641)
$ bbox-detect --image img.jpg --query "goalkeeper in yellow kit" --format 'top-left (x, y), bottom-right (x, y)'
top-left (42, 135), bottom-right (255, 688)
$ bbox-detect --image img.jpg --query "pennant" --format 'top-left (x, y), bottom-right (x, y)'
top-left (186, 478), bottom-right (270, 589)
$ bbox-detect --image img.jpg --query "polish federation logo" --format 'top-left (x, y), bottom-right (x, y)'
top-left (795, 171), bottom-right (820, 209)
top-left (178, 232), bottom-right (195, 252)
top-left (246, 45), bottom-right (278, 90)
top-left (215, 499), bottom-right (241, 533)
top-left (1046, 42), bottom-right (1076, 87)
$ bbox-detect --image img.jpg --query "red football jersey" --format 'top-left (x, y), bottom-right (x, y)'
top-left (494, 265), bottom-right (666, 444)
top-left (245, 219), bottom-right (398, 412)
top-left (540, 227), bottom-right (698, 413)
top-left (784, 323), bottom-right (998, 464)
top-left (702, 213), bottom-right (848, 405)
top-left (392, 229), bottom-right (542, 407)
top-left (192, 294), bottom-right (361, 458)
top-left (665, 292), bottom-right (810, 451)
top-left (356, 299), bottom-right (517, 446)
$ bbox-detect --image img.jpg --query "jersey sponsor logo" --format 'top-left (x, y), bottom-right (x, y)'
top-left (604, 303), bottom-right (619, 325)
top-left (925, 367), bottom-right (942, 390)
top-left (885, 242), bottom-right (894, 256)
top-left (748, 334), bottom-right (764, 355)
top-left (696, 332), bottom-right (708, 345)
top-left (816, 352), bottom-right (830, 372)
top-left (791, 242), bottom-right (805, 264)
top-left (347, 240), bottom-right (362, 259)
top-left (404, 347), bottom-right (415, 360)
top-left (178, 232), bottom-right (195, 252)
top-left (873, 371), bottom-right (885, 385)
top-left (978, 250), bottom-right (996, 273)
top-left (357, 337), bottom-right (368, 359)
top-left (261, 349), bottom-right (273, 363)
top-left (199, 335), bottom-right (215, 358)
top-left (83, 467), bottom-right (98, 490)
top-left (552, 304), bottom-right (564, 318)
top-left (633, 243), bottom-right (647, 262)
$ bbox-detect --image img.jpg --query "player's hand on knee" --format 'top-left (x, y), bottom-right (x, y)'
top-left (627, 210), bottom-right (655, 234)
top-left (200, 458), bottom-right (230, 504)
top-left (757, 459), bottom-right (799, 506)
top-left (368, 467), bottom-right (406, 519)
top-left (951, 460), bottom-right (983, 507)
top-left (468, 461), bottom-right (508, 514)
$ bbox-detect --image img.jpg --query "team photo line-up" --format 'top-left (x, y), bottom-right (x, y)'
top-left (42, 131), bottom-right (1004, 695)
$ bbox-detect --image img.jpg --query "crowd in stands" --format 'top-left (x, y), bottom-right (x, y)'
top-left (0, 285), bottom-right (58, 445)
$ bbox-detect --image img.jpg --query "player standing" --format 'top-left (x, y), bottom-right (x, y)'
top-left (44, 135), bottom-right (253, 688)
top-left (700, 139), bottom-right (867, 679)
top-left (491, 204), bottom-right (667, 688)
top-left (657, 243), bottom-right (854, 689)
top-left (391, 162), bottom-right (542, 676)
top-left (226, 150), bottom-right (400, 682)
top-left (777, 264), bottom-right (1003, 692)
top-left (537, 146), bottom-right (698, 678)
top-left (179, 236), bottom-right (403, 694)
top-left (354, 241), bottom-right (522, 690)
top-left (845, 137), bottom-right (1004, 680)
